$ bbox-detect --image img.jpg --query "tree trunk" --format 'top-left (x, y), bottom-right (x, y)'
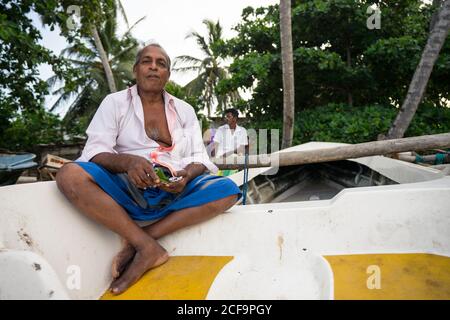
top-left (91, 26), bottom-right (117, 93)
top-left (430, 0), bottom-right (444, 31)
top-left (386, 0), bottom-right (450, 139)
top-left (215, 132), bottom-right (450, 169)
top-left (346, 45), bottom-right (353, 107)
top-left (280, 0), bottom-right (295, 149)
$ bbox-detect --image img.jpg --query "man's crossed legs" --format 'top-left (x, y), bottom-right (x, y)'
top-left (56, 163), bottom-right (238, 295)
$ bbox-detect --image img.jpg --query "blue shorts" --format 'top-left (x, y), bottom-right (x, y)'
top-left (75, 162), bottom-right (241, 221)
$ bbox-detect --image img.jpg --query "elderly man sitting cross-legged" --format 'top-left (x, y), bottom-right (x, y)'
top-left (56, 43), bottom-right (241, 295)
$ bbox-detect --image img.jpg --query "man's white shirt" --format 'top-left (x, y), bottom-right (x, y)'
top-left (77, 85), bottom-right (218, 174)
top-left (213, 124), bottom-right (248, 157)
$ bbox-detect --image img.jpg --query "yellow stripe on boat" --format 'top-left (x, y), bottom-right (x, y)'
top-left (325, 253), bottom-right (450, 300)
top-left (101, 256), bottom-right (233, 300)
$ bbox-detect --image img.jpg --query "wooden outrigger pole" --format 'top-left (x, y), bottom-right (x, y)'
top-left (214, 132), bottom-right (450, 170)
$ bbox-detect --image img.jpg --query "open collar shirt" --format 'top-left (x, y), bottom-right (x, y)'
top-left (77, 85), bottom-right (218, 175)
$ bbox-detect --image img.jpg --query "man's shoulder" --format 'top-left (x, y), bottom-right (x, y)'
top-left (215, 125), bottom-right (228, 135)
top-left (104, 87), bottom-right (130, 104)
top-left (96, 88), bottom-right (130, 113)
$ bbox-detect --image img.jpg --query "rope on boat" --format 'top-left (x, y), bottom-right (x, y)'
top-left (435, 153), bottom-right (447, 165)
top-left (415, 150), bottom-right (449, 165)
top-left (242, 151), bottom-right (249, 205)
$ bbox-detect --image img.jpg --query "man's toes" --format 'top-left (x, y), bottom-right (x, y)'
top-left (109, 247), bottom-right (169, 295)
top-left (110, 257), bottom-right (145, 294)
top-left (111, 248), bottom-right (135, 279)
top-left (111, 258), bottom-right (128, 279)
top-left (110, 265), bottom-right (142, 295)
top-left (110, 277), bottom-right (129, 295)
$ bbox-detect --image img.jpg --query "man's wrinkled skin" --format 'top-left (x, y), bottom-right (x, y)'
top-left (56, 45), bottom-right (237, 295)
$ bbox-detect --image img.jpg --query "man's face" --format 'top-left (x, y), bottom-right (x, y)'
top-left (134, 46), bottom-right (170, 93)
top-left (224, 112), bottom-right (237, 126)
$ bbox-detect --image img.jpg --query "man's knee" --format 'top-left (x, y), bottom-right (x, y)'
top-left (224, 194), bottom-right (239, 209)
top-left (210, 194), bottom-right (238, 213)
top-left (56, 163), bottom-right (92, 198)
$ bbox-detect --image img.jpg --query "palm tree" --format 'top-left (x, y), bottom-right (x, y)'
top-left (48, 5), bottom-right (145, 129)
top-left (90, 0), bottom-right (131, 93)
top-left (173, 19), bottom-right (240, 117)
top-left (280, 0), bottom-right (295, 149)
top-left (386, 0), bottom-right (450, 139)
top-left (92, 26), bottom-right (117, 93)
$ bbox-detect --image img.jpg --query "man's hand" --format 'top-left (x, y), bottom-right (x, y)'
top-left (125, 156), bottom-right (160, 189)
top-left (91, 153), bottom-right (206, 192)
top-left (158, 169), bottom-right (188, 194)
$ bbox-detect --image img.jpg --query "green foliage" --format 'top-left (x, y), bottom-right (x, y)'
top-left (0, 0), bottom-right (66, 151)
top-left (248, 103), bottom-right (450, 146)
top-left (165, 80), bottom-right (210, 130)
top-left (2, 0), bottom-right (449, 152)
top-left (0, 1), bottom-right (144, 151)
top-left (165, 81), bottom-right (203, 113)
top-left (295, 103), bottom-right (396, 144)
top-left (47, 0), bottom-right (142, 134)
top-left (220, 0), bottom-right (450, 141)
top-left (1, 108), bottom-right (64, 151)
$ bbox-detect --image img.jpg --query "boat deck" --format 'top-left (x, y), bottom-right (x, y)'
top-left (100, 253), bottom-right (450, 300)
top-left (272, 177), bottom-right (343, 202)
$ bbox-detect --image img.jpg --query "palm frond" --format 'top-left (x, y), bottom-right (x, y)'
top-left (214, 21), bottom-right (223, 43)
top-left (111, 43), bottom-right (138, 63)
top-left (117, 0), bottom-right (130, 29)
top-left (186, 31), bottom-right (211, 57)
top-left (184, 74), bottom-right (207, 96)
top-left (46, 75), bottom-right (60, 90)
top-left (203, 19), bottom-right (217, 45)
top-left (63, 83), bottom-right (95, 122)
top-left (61, 43), bottom-right (96, 60)
top-left (173, 55), bottom-right (202, 67)
top-left (49, 89), bottom-right (78, 113)
top-left (123, 16), bottom-right (146, 37)
top-left (172, 66), bottom-right (201, 73)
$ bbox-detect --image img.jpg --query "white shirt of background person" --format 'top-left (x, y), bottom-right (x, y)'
top-left (213, 110), bottom-right (248, 158)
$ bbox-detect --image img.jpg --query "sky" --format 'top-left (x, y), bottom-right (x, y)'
top-left (35, 0), bottom-right (278, 114)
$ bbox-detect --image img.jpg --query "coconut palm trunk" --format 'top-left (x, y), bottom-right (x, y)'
top-left (385, 0), bottom-right (450, 139)
top-left (280, 0), bottom-right (295, 149)
top-left (430, 0), bottom-right (444, 31)
top-left (92, 26), bottom-right (117, 93)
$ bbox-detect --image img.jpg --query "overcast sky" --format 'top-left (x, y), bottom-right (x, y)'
top-left (35, 0), bottom-right (278, 113)
top-left (119, 0), bottom-right (278, 85)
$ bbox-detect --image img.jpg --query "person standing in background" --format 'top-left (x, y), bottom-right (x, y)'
top-left (212, 108), bottom-right (248, 158)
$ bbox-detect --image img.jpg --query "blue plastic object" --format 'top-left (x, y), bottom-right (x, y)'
top-left (0, 153), bottom-right (38, 186)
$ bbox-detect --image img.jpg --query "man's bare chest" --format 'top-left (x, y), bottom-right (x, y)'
top-left (142, 107), bottom-right (172, 147)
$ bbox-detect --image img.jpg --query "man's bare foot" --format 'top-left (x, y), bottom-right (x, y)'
top-left (110, 240), bottom-right (169, 295)
top-left (111, 241), bottom-right (136, 279)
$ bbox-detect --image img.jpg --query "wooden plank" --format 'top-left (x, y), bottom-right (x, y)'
top-left (214, 133), bottom-right (450, 170)
top-left (43, 154), bottom-right (72, 169)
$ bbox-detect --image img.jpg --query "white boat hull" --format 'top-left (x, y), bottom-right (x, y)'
top-left (1, 142), bottom-right (449, 299)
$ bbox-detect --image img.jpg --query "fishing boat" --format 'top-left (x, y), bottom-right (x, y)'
top-left (0, 142), bottom-right (449, 299)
